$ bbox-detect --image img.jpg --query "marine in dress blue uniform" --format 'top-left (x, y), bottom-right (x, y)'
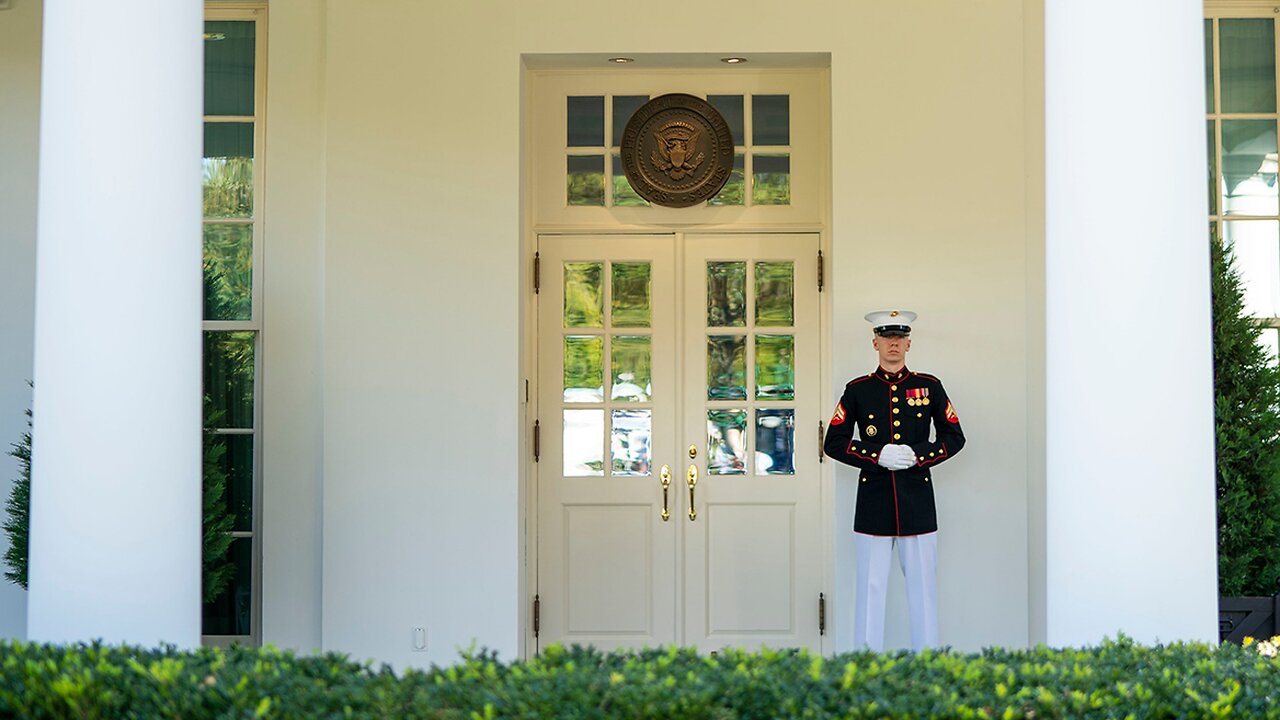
top-left (824, 310), bottom-right (966, 651)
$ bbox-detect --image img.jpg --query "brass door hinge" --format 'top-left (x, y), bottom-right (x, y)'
top-left (534, 252), bottom-right (541, 294)
top-left (818, 421), bottom-right (825, 463)
top-left (817, 250), bottom-right (824, 292)
top-left (533, 594), bottom-right (541, 638)
top-left (819, 592), bottom-right (826, 636)
top-left (533, 420), bottom-right (541, 462)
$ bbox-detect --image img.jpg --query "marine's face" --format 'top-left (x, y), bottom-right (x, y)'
top-left (872, 334), bottom-right (911, 366)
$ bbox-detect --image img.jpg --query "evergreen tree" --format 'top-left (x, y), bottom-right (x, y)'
top-left (1213, 235), bottom-right (1280, 596)
top-left (2, 407), bottom-right (30, 588)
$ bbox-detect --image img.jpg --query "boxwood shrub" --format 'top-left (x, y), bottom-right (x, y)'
top-left (0, 637), bottom-right (1278, 718)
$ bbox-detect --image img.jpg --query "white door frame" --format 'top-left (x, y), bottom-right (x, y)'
top-left (519, 63), bottom-right (834, 658)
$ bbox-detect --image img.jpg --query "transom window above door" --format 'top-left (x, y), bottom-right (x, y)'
top-left (565, 93), bottom-right (792, 208)
top-left (529, 70), bottom-right (826, 227)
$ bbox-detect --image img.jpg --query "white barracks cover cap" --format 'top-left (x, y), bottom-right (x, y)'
top-left (864, 309), bottom-right (917, 337)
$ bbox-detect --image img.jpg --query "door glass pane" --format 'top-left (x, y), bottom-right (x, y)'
top-left (204, 123), bottom-right (254, 218)
top-left (1221, 19), bottom-right (1276, 113)
top-left (564, 262), bottom-right (604, 327)
top-left (612, 95), bottom-right (649, 146)
top-left (563, 410), bottom-right (604, 476)
top-left (1224, 220), bottom-right (1280, 317)
top-left (201, 537), bottom-right (252, 635)
top-left (707, 335), bottom-right (747, 400)
top-left (1222, 120), bottom-right (1277, 216)
top-left (209, 433), bottom-right (253, 531)
top-left (203, 223), bottom-right (253, 321)
top-left (204, 21), bottom-right (255, 117)
top-left (204, 331), bottom-right (255, 429)
top-left (708, 95), bottom-right (745, 144)
top-left (753, 153), bottom-right (791, 206)
top-left (611, 262), bottom-right (652, 327)
top-left (564, 336), bottom-right (604, 402)
top-left (707, 409), bottom-right (748, 475)
top-left (611, 409), bottom-right (652, 476)
top-left (568, 96), bottom-right (605, 147)
top-left (708, 154), bottom-right (745, 206)
top-left (1208, 120), bottom-right (1218, 217)
top-left (611, 335), bottom-right (651, 402)
top-left (755, 335), bottom-right (795, 400)
top-left (755, 261), bottom-right (794, 326)
top-left (568, 156), bottom-right (605, 206)
top-left (612, 154), bottom-right (648, 206)
top-left (707, 262), bottom-right (747, 327)
top-left (752, 95), bottom-right (790, 145)
top-left (755, 409), bottom-right (795, 475)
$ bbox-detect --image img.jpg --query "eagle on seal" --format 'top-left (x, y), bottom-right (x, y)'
top-left (651, 120), bottom-right (705, 180)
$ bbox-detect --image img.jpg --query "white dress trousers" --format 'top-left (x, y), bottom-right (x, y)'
top-left (853, 531), bottom-right (938, 652)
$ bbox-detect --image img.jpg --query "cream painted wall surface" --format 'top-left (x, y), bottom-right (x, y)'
top-left (0, 0), bottom-right (41, 640)
top-left (315, 0), bottom-right (1031, 666)
top-left (261, 0), bottom-right (326, 654)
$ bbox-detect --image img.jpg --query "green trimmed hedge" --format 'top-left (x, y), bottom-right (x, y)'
top-left (1, 637), bottom-right (1278, 718)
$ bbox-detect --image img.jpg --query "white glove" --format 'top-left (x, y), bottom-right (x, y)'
top-left (875, 444), bottom-right (918, 471)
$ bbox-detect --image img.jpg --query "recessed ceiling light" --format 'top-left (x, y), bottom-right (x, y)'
top-left (721, 57), bottom-right (748, 64)
top-left (607, 57), bottom-right (635, 64)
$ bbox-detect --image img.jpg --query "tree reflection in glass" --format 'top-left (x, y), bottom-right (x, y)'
top-left (707, 409), bottom-right (747, 475)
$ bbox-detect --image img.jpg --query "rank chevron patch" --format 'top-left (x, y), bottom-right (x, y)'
top-left (831, 402), bottom-right (846, 425)
top-left (945, 400), bottom-right (959, 424)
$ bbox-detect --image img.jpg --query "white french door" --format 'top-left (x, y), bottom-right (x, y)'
top-left (536, 233), bottom-right (822, 652)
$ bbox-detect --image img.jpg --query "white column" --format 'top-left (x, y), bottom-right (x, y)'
top-left (1044, 0), bottom-right (1218, 645)
top-left (28, 0), bottom-right (204, 646)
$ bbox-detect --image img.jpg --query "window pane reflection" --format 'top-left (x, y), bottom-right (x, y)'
top-left (1221, 120), bottom-right (1277, 216)
top-left (203, 224), bottom-right (253, 321)
top-left (752, 95), bottom-right (790, 145)
top-left (611, 262), bottom-right (651, 327)
top-left (707, 262), bottom-right (747, 327)
top-left (204, 331), bottom-right (255, 429)
top-left (201, 537), bottom-right (251, 636)
top-left (563, 336), bottom-right (604, 402)
top-left (1205, 19), bottom-right (1215, 113)
top-left (1208, 121), bottom-right (1218, 217)
top-left (564, 262), bottom-right (604, 327)
top-left (707, 335), bottom-right (747, 400)
top-left (611, 335), bottom-right (652, 402)
top-left (708, 409), bottom-right (747, 475)
top-left (204, 21), bottom-right (255, 117)
top-left (611, 409), bottom-right (652, 476)
top-left (756, 335), bottom-right (795, 400)
top-left (208, 433), bottom-right (253, 531)
top-left (753, 153), bottom-right (791, 206)
top-left (755, 409), bottom-right (795, 475)
top-left (563, 410), bottom-right (604, 476)
top-left (1221, 18), bottom-right (1277, 114)
top-left (612, 95), bottom-right (649, 146)
top-left (568, 96), bottom-right (604, 147)
top-left (612, 154), bottom-right (648, 207)
top-left (708, 95), bottom-right (745, 144)
top-left (568, 156), bottom-right (605, 206)
top-left (755, 261), bottom-right (795, 326)
top-left (204, 123), bottom-right (254, 218)
top-left (1224, 220), bottom-right (1280, 317)
top-left (708, 154), bottom-right (745, 206)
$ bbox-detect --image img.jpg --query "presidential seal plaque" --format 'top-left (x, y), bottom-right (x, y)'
top-left (620, 93), bottom-right (734, 208)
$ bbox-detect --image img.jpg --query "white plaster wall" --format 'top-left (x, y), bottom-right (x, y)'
top-left (311, 0), bottom-right (1032, 665)
top-left (0, 0), bottom-right (42, 641)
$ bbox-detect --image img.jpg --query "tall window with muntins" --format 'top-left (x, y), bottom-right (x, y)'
top-left (566, 93), bottom-right (791, 208)
top-left (1206, 12), bottom-right (1280, 361)
top-left (202, 12), bottom-right (261, 642)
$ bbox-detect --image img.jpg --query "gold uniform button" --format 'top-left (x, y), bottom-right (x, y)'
top-left (861, 477), bottom-right (867, 483)
top-left (890, 385), bottom-right (898, 391)
top-left (925, 477), bottom-right (930, 482)
top-left (868, 414), bottom-right (875, 419)
top-left (917, 412), bottom-right (924, 418)
top-left (930, 452), bottom-right (936, 457)
top-left (894, 433), bottom-right (901, 440)
top-left (892, 408), bottom-right (900, 414)
top-left (893, 420), bottom-right (901, 427)
top-left (892, 397), bottom-right (899, 403)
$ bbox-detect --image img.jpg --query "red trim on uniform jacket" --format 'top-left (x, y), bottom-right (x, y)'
top-left (917, 443), bottom-right (948, 467)
top-left (847, 440), bottom-right (877, 462)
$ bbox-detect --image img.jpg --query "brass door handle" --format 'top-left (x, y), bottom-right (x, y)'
top-left (687, 464), bottom-right (698, 521)
top-left (660, 465), bottom-right (671, 522)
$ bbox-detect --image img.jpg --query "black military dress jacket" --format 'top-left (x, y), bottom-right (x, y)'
top-left (823, 366), bottom-right (966, 536)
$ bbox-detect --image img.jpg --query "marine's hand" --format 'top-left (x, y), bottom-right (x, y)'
top-left (876, 444), bottom-right (916, 471)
